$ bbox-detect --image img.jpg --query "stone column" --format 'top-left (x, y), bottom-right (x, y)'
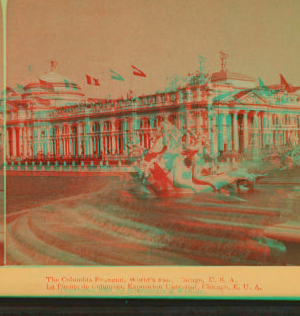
top-left (208, 113), bottom-right (212, 154)
top-left (196, 111), bottom-right (204, 155)
top-left (23, 127), bottom-right (27, 156)
top-left (274, 115), bottom-right (279, 147)
top-left (99, 122), bottom-right (103, 156)
top-left (232, 112), bottom-right (239, 152)
top-left (252, 113), bottom-right (258, 149)
top-left (283, 116), bottom-right (286, 145)
top-left (46, 126), bottom-right (50, 157)
top-left (186, 107), bottom-right (191, 133)
top-left (218, 112), bottom-right (226, 152)
top-left (258, 113), bottom-right (263, 148)
top-left (147, 117), bottom-right (154, 148)
top-left (243, 111), bottom-right (248, 152)
top-left (92, 137), bottom-right (95, 156)
top-left (83, 122), bottom-right (88, 157)
top-left (58, 126), bottom-right (63, 156)
top-left (115, 135), bottom-right (119, 154)
top-left (268, 113), bottom-right (273, 147)
top-left (128, 118), bottom-right (133, 144)
top-left (196, 111), bottom-right (202, 137)
top-left (196, 88), bottom-right (202, 102)
top-left (132, 115), bottom-right (139, 136)
top-left (77, 123), bottom-right (82, 156)
top-left (256, 114), bottom-right (260, 149)
top-left (12, 127), bottom-right (16, 157)
top-left (60, 138), bottom-right (64, 157)
top-left (223, 113), bottom-right (228, 152)
top-left (106, 128), bottom-right (110, 155)
top-left (18, 127), bottom-right (22, 157)
top-left (35, 126), bottom-right (39, 157)
top-left (111, 121), bottom-right (116, 154)
top-left (23, 127), bottom-right (28, 157)
top-left (95, 137), bottom-right (98, 156)
top-left (298, 115), bottom-right (300, 142)
top-left (82, 124), bottom-right (86, 157)
top-left (208, 112), bottom-right (218, 155)
top-left (66, 123), bottom-right (71, 157)
top-left (6, 129), bottom-right (10, 158)
top-left (27, 128), bottom-right (31, 157)
top-left (49, 125), bottom-right (54, 157)
top-left (213, 114), bottom-right (219, 155)
top-left (103, 135), bottom-right (106, 156)
top-left (88, 121), bottom-right (93, 156)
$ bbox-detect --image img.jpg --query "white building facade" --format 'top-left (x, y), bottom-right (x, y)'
top-left (4, 57), bottom-right (300, 167)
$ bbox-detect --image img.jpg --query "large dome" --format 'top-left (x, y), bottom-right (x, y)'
top-left (23, 71), bottom-right (85, 102)
top-left (39, 72), bottom-right (73, 83)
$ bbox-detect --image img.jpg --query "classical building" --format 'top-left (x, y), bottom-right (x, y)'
top-left (3, 54), bottom-right (300, 167)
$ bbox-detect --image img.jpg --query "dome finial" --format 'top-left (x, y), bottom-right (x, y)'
top-left (50, 60), bottom-right (58, 72)
top-left (220, 51), bottom-right (229, 72)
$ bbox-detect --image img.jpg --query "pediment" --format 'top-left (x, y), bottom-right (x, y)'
top-left (237, 92), bottom-right (268, 104)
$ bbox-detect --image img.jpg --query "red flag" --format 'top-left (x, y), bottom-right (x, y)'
top-left (132, 65), bottom-right (146, 77)
top-left (86, 75), bottom-right (100, 86)
top-left (50, 60), bottom-right (58, 71)
top-left (93, 78), bottom-right (100, 86)
top-left (86, 75), bottom-right (92, 85)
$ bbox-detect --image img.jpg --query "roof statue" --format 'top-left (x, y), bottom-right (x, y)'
top-left (50, 60), bottom-right (59, 72)
top-left (220, 51), bottom-right (229, 72)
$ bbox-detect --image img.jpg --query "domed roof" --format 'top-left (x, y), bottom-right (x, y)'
top-left (22, 71), bottom-right (85, 102)
top-left (39, 71), bottom-right (71, 83)
top-left (211, 70), bottom-right (256, 89)
top-left (24, 71), bottom-right (81, 88)
top-left (211, 70), bottom-right (255, 82)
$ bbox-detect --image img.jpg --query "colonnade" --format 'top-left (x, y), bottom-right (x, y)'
top-left (213, 110), bottom-right (300, 155)
top-left (6, 110), bottom-right (300, 160)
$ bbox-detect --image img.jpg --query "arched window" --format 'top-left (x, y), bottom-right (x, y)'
top-left (62, 126), bottom-right (69, 135)
top-left (154, 116), bottom-right (164, 128)
top-left (103, 121), bottom-right (112, 132)
top-left (54, 126), bottom-right (60, 136)
top-left (71, 125), bottom-right (77, 135)
top-left (168, 115), bottom-right (177, 125)
top-left (140, 117), bottom-right (150, 129)
top-left (92, 122), bottom-right (100, 133)
top-left (115, 121), bottom-right (123, 131)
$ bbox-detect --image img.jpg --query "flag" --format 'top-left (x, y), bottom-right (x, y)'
top-left (28, 65), bottom-right (33, 75)
top-left (109, 69), bottom-right (124, 81)
top-left (220, 51), bottom-right (229, 58)
top-left (93, 78), bottom-right (100, 86)
top-left (86, 75), bottom-right (100, 86)
top-left (127, 90), bottom-right (134, 99)
top-left (86, 75), bottom-right (92, 85)
top-left (64, 79), bottom-right (78, 90)
top-left (132, 65), bottom-right (146, 77)
top-left (50, 60), bottom-right (58, 71)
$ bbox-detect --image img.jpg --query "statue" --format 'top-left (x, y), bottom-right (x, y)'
top-left (220, 51), bottom-right (229, 71)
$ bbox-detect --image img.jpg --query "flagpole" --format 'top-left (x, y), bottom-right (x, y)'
top-left (131, 62), bottom-right (138, 153)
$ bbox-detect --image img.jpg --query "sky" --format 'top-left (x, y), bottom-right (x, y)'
top-left (2, 0), bottom-right (300, 98)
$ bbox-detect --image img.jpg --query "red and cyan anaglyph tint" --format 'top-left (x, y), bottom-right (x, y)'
top-left (1, 0), bottom-right (300, 266)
